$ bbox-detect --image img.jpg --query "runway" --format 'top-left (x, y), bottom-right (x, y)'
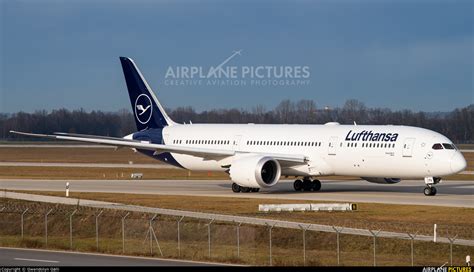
top-left (0, 247), bottom-right (222, 266)
top-left (0, 178), bottom-right (472, 207)
top-left (1, 162), bottom-right (473, 175)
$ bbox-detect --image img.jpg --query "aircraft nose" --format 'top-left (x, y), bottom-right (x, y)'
top-left (450, 152), bottom-right (467, 174)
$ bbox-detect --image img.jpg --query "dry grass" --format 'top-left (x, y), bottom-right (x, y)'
top-left (462, 152), bottom-right (474, 171)
top-left (0, 147), bottom-right (157, 164)
top-left (10, 190), bottom-right (474, 239)
top-left (0, 166), bottom-right (229, 180)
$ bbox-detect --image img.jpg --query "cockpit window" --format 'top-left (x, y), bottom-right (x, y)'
top-left (432, 143), bottom-right (443, 150)
top-left (442, 143), bottom-right (455, 150)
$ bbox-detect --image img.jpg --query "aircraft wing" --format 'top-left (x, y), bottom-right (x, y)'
top-left (10, 131), bottom-right (307, 165)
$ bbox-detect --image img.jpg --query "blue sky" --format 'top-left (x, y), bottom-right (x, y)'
top-left (1, 0), bottom-right (472, 113)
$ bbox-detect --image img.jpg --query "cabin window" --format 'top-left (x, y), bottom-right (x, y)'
top-left (432, 143), bottom-right (443, 150)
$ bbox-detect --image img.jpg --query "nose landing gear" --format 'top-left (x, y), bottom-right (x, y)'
top-left (424, 177), bottom-right (441, 196)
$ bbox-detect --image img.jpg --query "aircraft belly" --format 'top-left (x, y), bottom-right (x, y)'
top-left (171, 153), bottom-right (224, 171)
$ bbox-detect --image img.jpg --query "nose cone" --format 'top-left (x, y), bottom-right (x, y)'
top-left (450, 152), bottom-right (467, 174)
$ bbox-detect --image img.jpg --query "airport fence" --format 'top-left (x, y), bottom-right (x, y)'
top-left (0, 200), bottom-right (472, 266)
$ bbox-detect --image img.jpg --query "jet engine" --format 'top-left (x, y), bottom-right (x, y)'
top-left (362, 177), bottom-right (401, 184)
top-left (229, 155), bottom-right (281, 188)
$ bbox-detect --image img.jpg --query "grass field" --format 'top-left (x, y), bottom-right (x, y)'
top-left (0, 147), bottom-right (158, 164)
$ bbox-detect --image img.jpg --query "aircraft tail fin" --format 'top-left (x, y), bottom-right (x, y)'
top-left (119, 56), bottom-right (175, 130)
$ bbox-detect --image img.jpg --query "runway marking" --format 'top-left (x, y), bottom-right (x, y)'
top-left (14, 257), bottom-right (59, 263)
top-left (2, 247), bottom-right (232, 266)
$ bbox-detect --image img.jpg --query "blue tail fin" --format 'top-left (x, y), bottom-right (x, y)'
top-left (120, 57), bottom-right (175, 130)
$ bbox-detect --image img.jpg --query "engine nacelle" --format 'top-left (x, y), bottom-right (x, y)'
top-left (229, 155), bottom-right (281, 188)
top-left (362, 177), bottom-right (401, 184)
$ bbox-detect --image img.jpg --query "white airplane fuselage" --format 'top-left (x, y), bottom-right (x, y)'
top-left (159, 123), bottom-right (466, 179)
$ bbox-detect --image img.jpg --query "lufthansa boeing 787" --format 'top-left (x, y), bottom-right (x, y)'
top-left (11, 57), bottom-right (467, 196)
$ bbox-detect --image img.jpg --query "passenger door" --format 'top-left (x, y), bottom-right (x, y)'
top-left (233, 135), bottom-right (242, 151)
top-left (328, 136), bottom-right (338, 155)
top-left (403, 138), bottom-right (415, 157)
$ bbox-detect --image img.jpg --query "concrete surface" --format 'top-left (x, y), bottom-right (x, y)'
top-left (0, 247), bottom-right (223, 266)
top-left (0, 178), bottom-right (472, 208)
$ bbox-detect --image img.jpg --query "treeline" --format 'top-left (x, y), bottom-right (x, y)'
top-left (1, 99), bottom-right (473, 143)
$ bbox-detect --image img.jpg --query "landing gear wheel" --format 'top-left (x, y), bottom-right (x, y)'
top-left (423, 187), bottom-right (431, 196)
top-left (424, 186), bottom-right (437, 196)
top-left (232, 183), bottom-right (241, 193)
top-left (312, 179), bottom-right (321, 191)
top-left (241, 187), bottom-right (251, 193)
top-left (251, 188), bottom-right (260, 193)
top-left (303, 179), bottom-right (312, 191)
top-left (293, 179), bottom-right (303, 191)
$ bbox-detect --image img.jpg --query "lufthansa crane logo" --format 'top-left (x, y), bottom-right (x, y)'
top-left (134, 94), bottom-right (153, 124)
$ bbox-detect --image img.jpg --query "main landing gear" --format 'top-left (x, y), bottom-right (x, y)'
top-left (293, 177), bottom-right (321, 192)
top-left (232, 183), bottom-right (260, 193)
top-left (424, 177), bottom-right (441, 196)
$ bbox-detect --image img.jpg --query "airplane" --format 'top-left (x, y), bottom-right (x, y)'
top-left (10, 57), bottom-right (467, 196)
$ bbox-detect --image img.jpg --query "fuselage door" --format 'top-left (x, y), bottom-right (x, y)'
top-left (328, 136), bottom-right (338, 155)
top-left (233, 135), bottom-right (242, 151)
top-left (403, 138), bottom-right (416, 157)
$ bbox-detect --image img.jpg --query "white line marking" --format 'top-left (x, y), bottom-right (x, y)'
top-left (14, 257), bottom-right (59, 263)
